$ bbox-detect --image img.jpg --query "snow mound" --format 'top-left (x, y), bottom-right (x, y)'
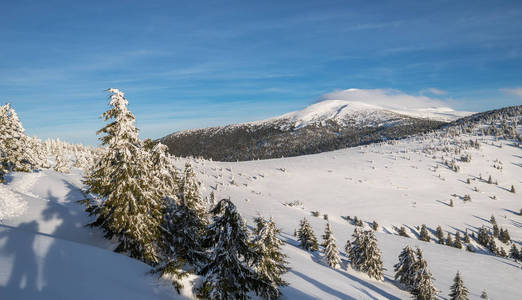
top-left (0, 185), bottom-right (27, 220)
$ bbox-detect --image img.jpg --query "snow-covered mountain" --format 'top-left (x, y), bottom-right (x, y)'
top-left (160, 100), bottom-right (464, 161)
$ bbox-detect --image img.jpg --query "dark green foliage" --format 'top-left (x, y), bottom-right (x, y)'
top-left (445, 232), bottom-right (453, 246)
top-left (510, 185), bottom-right (516, 193)
top-left (509, 244), bottom-right (520, 261)
top-left (297, 218), bottom-right (318, 251)
top-left (160, 114), bottom-right (446, 161)
top-left (321, 222), bottom-right (341, 268)
top-left (449, 271), bottom-right (469, 300)
top-left (348, 228), bottom-right (383, 281)
top-left (477, 226), bottom-right (490, 247)
top-left (453, 232), bottom-right (462, 249)
top-left (435, 226), bottom-right (444, 244)
top-left (410, 248), bottom-right (438, 300)
top-left (82, 89), bottom-right (162, 265)
top-left (372, 220), bottom-right (378, 231)
top-left (499, 228), bottom-right (510, 244)
top-left (251, 217), bottom-right (289, 299)
top-left (161, 163), bottom-right (208, 269)
top-left (394, 245), bottom-right (417, 288)
top-left (398, 226), bottom-right (409, 238)
top-left (419, 225), bottom-right (430, 242)
top-left (198, 199), bottom-right (258, 300)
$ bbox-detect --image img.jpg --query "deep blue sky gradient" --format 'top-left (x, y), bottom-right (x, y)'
top-left (1, 0), bottom-right (521, 144)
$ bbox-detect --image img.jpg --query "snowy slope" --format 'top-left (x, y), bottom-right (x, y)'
top-left (177, 128), bottom-right (521, 299)
top-left (0, 170), bottom-right (185, 300)
top-left (1, 117), bottom-right (520, 299)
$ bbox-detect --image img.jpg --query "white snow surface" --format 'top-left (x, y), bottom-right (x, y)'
top-left (0, 129), bottom-right (520, 299)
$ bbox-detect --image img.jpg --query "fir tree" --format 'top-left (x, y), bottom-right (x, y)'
top-left (371, 220), bottom-right (378, 231)
top-left (297, 218), bottom-right (318, 251)
top-left (410, 248), bottom-right (438, 300)
top-left (251, 217), bottom-right (289, 299)
top-left (492, 224), bottom-right (499, 238)
top-left (82, 89), bottom-right (162, 265)
top-left (348, 229), bottom-right (383, 280)
top-left (394, 245), bottom-right (417, 288)
top-left (463, 230), bottom-right (470, 243)
top-left (53, 152), bottom-right (70, 174)
top-left (419, 225), bottom-right (430, 242)
top-left (510, 185), bottom-right (516, 193)
top-left (480, 289), bottom-right (489, 299)
top-left (449, 271), bottom-right (469, 300)
top-left (509, 244), bottom-right (520, 261)
top-left (321, 222), bottom-right (341, 268)
top-left (445, 232), bottom-right (453, 246)
top-left (198, 199), bottom-right (258, 299)
top-left (477, 226), bottom-right (490, 247)
top-left (489, 215), bottom-right (496, 225)
top-left (398, 226), bottom-right (409, 238)
top-left (0, 104), bottom-right (36, 173)
top-left (161, 162), bottom-right (208, 268)
top-left (435, 226), bottom-right (444, 244)
top-left (499, 228), bottom-right (510, 244)
top-left (487, 238), bottom-right (498, 255)
top-left (453, 232), bottom-right (462, 249)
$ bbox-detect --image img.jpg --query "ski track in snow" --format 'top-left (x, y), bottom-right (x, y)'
top-left (0, 184), bottom-right (27, 220)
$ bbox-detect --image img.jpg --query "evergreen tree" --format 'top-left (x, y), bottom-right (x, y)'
top-left (419, 225), bottom-right (430, 242)
top-left (198, 199), bottom-right (258, 299)
top-left (398, 226), bottom-right (409, 238)
top-left (394, 245), bottom-right (417, 288)
top-left (477, 226), bottom-right (490, 247)
top-left (348, 229), bottom-right (383, 280)
top-left (480, 289), bottom-right (489, 299)
top-left (449, 271), bottom-right (469, 300)
top-left (487, 238), bottom-right (498, 255)
top-left (53, 151), bottom-right (70, 174)
top-left (463, 230), bottom-right (470, 243)
top-left (492, 224), bottom-right (499, 238)
top-left (509, 244), bottom-right (520, 261)
top-left (0, 104), bottom-right (36, 173)
top-left (510, 185), bottom-right (516, 193)
top-left (81, 89), bottom-right (162, 265)
top-left (410, 248), bottom-right (438, 300)
top-left (489, 215), bottom-right (496, 225)
top-left (251, 217), bottom-right (289, 299)
top-left (435, 226), bottom-right (444, 244)
top-left (161, 162), bottom-right (208, 268)
top-left (297, 218), bottom-right (318, 251)
top-left (372, 220), bottom-right (378, 231)
top-left (499, 228), bottom-right (510, 244)
top-left (445, 232), bottom-right (453, 246)
top-left (453, 232), bottom-right (462, 249)
top-left (321, 222), bottom-right (341, 268)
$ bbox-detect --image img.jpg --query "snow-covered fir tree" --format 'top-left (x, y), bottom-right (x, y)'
top-left (81, 88), bottom-right (162, 265)
top-left (419, 225), bottom-right (430, 242)
top-left (509, 244), bottom-right (520, 261)
top-left (321, 222), bottom-right (341, 268)
top-left (251, 216), bottom-right (289, 299)
top-left (394, 245), bottom-right (417, 288)
top-left (449, 271), bottom-right (469, 300)
top-left (297, 218), bottom-right (318, 251)
top-left (198, 198), bottom-right (258, 299)
top-left (161, 162), bottom-right (209, 270)
top-left (53, 150), bottom-right (70, 174)
top-left (0, 104), bottom-right (36, 174)
top-left (348, 228), bottom-right (383, 280)
top-left (410, 248), bottom-right (438, 300)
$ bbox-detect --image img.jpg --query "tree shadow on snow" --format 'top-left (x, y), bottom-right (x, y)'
top-left (0, 221), bottom-right (41, 299)
top-left (289, 269), bottom-right (357, 300)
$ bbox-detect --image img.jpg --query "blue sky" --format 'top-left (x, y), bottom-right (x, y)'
top-left (1, 0), bottom-right (521, 145)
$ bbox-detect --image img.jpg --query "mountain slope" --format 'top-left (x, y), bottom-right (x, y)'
top-left (160, 100), bottom-right (453, 161)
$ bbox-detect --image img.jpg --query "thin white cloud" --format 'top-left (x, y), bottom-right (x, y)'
top-left (421, 88), bottom-right (447, 96)
top-left (321, 88), bottom-right (449, 110)
top-left (500, 87), bottom-right (522, 98)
